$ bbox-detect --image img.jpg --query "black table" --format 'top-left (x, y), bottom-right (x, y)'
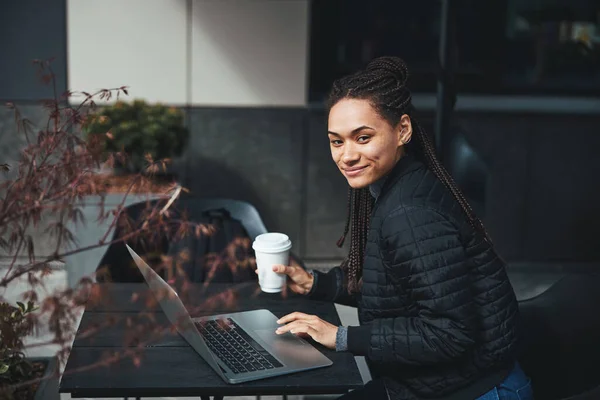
top-left (60, 282), bottom-right (364, 398)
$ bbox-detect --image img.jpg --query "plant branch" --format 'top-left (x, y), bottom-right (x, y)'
top-left (97, 175), bottom-right (145, 245)
top-left (0, 217), bottom-right (201, 288)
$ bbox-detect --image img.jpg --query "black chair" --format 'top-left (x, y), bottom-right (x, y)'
top-left (184, 197), bottom-right (268, 241)
top-left (171, 197), bottom-right (304, 268)
top-left (445, 130), bottom-right (489, 219)
top-left (163, 196), bottom-right (306, 269)
top-left (517, 273), bottom-right (600, 399)
top-left (96, 195), bottom-right (305, 283)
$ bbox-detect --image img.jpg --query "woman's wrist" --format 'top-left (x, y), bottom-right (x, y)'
top-left (306, 273), bottom-right (315, 292)
top-left (304, 270), bottom-right (317, 294)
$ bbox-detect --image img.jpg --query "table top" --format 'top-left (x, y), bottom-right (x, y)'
top-left (60, 282), bottom-right (364, 398)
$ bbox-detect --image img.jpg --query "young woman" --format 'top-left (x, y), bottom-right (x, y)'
top-left (273, 57), bottom-right (532, 399)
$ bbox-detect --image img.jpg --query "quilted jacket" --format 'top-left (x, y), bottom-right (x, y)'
top-left (310, 154), bottom-right (519, 399)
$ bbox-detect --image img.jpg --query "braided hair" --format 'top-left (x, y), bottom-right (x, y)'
top-left (329, 56), bottom-right (489, 294)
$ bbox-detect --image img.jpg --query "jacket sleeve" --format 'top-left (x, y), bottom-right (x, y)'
top-left (346, 205), bottom-right (476, 365)
top-left (308, 266), bottom-right (358, 307)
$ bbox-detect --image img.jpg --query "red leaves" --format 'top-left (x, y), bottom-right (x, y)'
top-left (0, 58), bottom-right (248, 382)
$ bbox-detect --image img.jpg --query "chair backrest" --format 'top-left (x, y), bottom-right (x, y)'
top-left (517, 273), bottom-right (600, 399)
top-left (175, 197), bottom-right (268, 241)
top-left (95, 196), bottom-right (305, 282)
top-left (445, 131), bottom-right (489, 218)
top-left (174, 196), bottom-right (305, 269)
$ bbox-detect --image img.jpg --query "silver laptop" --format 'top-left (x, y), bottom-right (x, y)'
top-left (126, 245), bottom-right (332, 384)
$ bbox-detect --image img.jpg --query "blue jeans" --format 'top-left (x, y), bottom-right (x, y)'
top-left (477, 362), bottom-right (534, 400)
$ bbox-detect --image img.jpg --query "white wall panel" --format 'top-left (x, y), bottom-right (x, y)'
top-left (67, 0), bottom-right (188, 105)
top-left (190, 0), bottom-right (309, 107)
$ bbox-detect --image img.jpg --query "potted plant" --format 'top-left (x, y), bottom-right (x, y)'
top-left (0, 59), bottom-right (195, 399)
top-left (83, 99), bottom-right (189, 193)
top-left (0, 301), bottom-right (59, 400)
top-left (1, 59), bottom-right (254, 399)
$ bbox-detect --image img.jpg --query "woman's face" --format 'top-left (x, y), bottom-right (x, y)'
top-left (327, 98), bottom-right (412, 189)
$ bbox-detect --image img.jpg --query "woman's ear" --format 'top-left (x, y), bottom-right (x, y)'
top-left (397, 114), bottom-right (413, 146)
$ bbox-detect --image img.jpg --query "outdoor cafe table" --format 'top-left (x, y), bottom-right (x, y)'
top-left (59, 282), bottom-right (364, 398)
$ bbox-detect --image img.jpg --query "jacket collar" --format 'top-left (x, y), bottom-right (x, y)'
top-left (369, 153), bottom-right (421, 201)
top-left (368, 175), bottom-right (387, 200)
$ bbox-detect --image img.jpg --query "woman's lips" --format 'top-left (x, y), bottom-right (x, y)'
top-left (343, 166), bottom-right (367, 177)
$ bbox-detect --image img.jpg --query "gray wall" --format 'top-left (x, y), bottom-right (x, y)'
top-left (0, 0), bottom-right (67, 101)
top-left (2, 104), bottom-right (600, 264)
top-left (182, 108), bottom-right (307, 256)
top-left (178, 107), bottom-right (600, 263)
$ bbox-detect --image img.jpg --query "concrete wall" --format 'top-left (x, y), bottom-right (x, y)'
top-left (2, 106), bottom-right (600, 266)
top-left (66, 0), bottom-right (309, 106)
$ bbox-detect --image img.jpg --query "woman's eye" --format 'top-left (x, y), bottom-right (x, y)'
top-left (330, 140), bottom-right (343, 146)
top-left (357, 136), bottom-right (370, 143)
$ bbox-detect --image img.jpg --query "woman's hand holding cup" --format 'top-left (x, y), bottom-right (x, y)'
top-left (271, 262), bottom-right (314, 295)
top-left (253, 256), bottom-right (314, 295)
top-left (252, 233), bottom-right (315, 294)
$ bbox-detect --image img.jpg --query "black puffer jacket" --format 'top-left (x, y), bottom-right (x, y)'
top-left (310, 155), bottom-right (519, 399)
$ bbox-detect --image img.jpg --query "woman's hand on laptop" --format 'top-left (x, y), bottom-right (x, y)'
top-left (275, 312), bottom-right (337, 349)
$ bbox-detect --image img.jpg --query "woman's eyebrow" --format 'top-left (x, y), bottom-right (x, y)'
top-left (328, 125), bottom-right (375, 136)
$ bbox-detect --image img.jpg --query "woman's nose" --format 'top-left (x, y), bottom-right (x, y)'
top-left (341, 144), bottom-right (360, 164)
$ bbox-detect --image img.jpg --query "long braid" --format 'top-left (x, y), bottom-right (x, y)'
top-left (336, 187), bottom-right (353, 247)
top-left (411, 119), bottom-right (490, 240)
top-left (338, 188), bottom-right (373, 294)
top-left (329, 56), bottom-right (490, 293)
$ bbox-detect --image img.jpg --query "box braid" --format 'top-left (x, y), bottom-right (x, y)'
top-left (336, 187), bottom-right (373, 293)
top-left (329, 56), bottom-right (489, 294)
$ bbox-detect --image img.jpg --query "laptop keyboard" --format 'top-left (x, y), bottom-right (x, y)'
top-left (195, 318), bottom-right (283, 374)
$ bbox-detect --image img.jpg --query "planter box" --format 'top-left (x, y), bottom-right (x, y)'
top-left (31, 357), bottom-right (59, 400)
top-left (64, 193), bottom-right (166, 288)
top-left (0, 191), bottom-right (170, 288)
top-left (6, 357), bottom-right (61, 400)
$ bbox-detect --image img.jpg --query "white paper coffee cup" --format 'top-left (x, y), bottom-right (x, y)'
top-left (252, 233), bottom-right (292, 293)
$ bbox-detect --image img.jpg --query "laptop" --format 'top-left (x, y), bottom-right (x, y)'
top-left (125, 244), bottom-right (333, 384)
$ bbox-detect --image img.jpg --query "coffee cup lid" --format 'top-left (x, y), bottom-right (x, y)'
top-left (252, 232), bottom-right (292, 253)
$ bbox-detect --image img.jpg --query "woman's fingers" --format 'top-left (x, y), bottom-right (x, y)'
top-left (276, 320), bottom-right (317, 336)
top-left (272, 264), bottom-right (292, 275)
top-left (275, 320), bottom-right (300, 334)
top-left (274, 314), bottom-right (337, 349)
top-left (277, 312), bottom-right (313, 324)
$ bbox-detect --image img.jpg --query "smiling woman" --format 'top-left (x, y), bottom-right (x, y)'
top-left (272, 56), bottom-right (532, 400)
top-left (327, 99), bottom-right (413, 189)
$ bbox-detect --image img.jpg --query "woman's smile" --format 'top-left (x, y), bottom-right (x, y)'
top-left (342, 165), bottom-right (369, 177)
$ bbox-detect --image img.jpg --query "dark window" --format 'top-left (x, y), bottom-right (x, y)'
top-left (309, 0), bottom-right (600, 101)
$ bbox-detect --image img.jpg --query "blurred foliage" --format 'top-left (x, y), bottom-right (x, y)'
top-left (84, 99), bottom-right (189, 172)
top-left (0, 301), bottom-right (37, 399)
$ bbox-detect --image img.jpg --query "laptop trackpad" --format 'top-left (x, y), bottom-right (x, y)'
top-left (254, 329), bottom-right (307, 346)
top-left (253, 329), bottom-right (317, 361)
